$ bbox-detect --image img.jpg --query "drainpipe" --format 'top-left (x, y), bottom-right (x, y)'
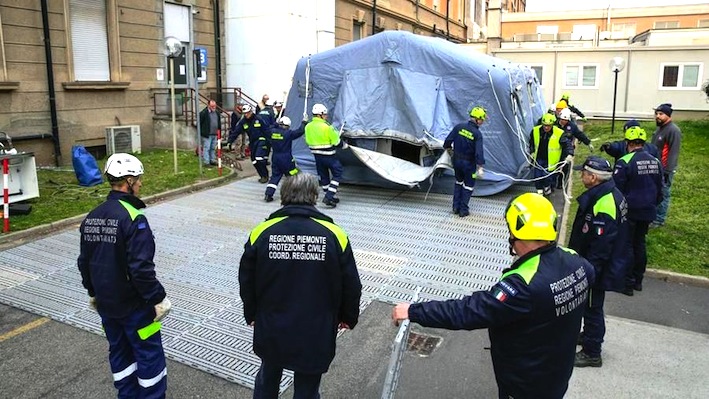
top-left (40, 0), bottom-right (61, 166)
top-left (213, 0), bottom-right (223, 105)
top-left (446, 0), bottom-right (450, 40)
top-left (372, 0), bottom-right (377, 36)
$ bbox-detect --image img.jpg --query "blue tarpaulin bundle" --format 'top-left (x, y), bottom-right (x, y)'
top-left (72, 145), bottom-right (103, 187)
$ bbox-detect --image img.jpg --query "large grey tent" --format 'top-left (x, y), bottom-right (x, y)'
top-left (281, 31), bottom-right (545, 196)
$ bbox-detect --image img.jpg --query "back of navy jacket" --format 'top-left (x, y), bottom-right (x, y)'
top-left (443, 121), bottom-right (485, 166)
top-left (408, 245), bottom-right (594, 399)
top-left (239, 205), bottom-right (362, 374)
top-left (568, 179), bottom-right (629, 292)
top-left (613, 149), bottom-right (663, 222)
top-left (77, 191), bottom-right (166, 319)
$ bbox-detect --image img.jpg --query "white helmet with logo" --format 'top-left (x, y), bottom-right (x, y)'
top-left (105, 153), bottom-right (144, 179)
top-left (312, 103), bottom-right (328, 115)
top-left (559, 108), bottom-right (572, 121)
top-left (241, 104), bottom-right (253, 113)
top-left (278, 116), bottom-right (292, 126)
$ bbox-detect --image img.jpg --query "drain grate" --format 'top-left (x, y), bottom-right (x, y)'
top-left (407, 331), bottom-right (442, 357)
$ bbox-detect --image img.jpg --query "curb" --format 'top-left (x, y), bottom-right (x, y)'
top-left (0, 167), bottom-right (242, 251)
top-left (645, 268), bottom-right (709, 289)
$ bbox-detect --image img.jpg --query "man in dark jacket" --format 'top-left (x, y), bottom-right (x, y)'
top-left (393, 193), bottom-right (595, 399)
top-left (199, 100), bottom-right (221, 166)
top-left (239, 172), bottom-right (362, 398)
top-left (529, 113), bottom-right (574, 196)
top-left (78, 153), bottom-right (171, 398)
top-left (613, 127), bottom-right (663, 295)
top-left (600, 119), bottom-right (659, 162)
top-left (443, 106), bottom-right (486, 217)
top-left (650, 103), bottom-right (682, 227)
top-left (229, 104), bottom-right (270, 183)
top-left (568, 155), bottom-right (629, 367)
top-left (263, 116), bottom-right (307, 202)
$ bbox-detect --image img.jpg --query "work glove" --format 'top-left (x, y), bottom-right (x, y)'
top-left (89, 296), bottom-right (97, 310)
top-left (154, 298), bottom-right (172, 322)
top-left (341, 142), bottom-right (349, 150)
top-left (587, 143), bottom-right (594, 152)
top-left (476, 166), bottom-right (484, 178)
top-left (564, 155), bottom-right (574, 164)
top-left (581, 117), bottom-right (588, 122)
top-left (600, 143), bottom-right (610, 153)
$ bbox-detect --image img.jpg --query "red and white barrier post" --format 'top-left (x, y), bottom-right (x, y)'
top-left (2, 158), bottom-right (9, 233)
top-left (216, 129), bottom-right (222, 177)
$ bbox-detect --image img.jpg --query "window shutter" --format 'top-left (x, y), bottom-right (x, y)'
top-left (70, 0), bottom-right (110, 81)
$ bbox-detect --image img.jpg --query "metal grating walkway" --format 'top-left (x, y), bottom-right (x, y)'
top-left (0, 176), bottom-right (531, 392)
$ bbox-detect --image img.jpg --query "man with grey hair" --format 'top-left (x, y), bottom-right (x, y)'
top-left (239, 172), bottom-right (362, 398)
top-left (568, 155), bottom-right (629, 368)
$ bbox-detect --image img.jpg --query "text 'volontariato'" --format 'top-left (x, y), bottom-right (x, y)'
top-left (268, 234), bottom-right (327, 261)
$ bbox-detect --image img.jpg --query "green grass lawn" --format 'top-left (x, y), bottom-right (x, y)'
top-left (6, 149), bottom-right (222, 232)
top-left (566, 119), bottom-right (709, 278)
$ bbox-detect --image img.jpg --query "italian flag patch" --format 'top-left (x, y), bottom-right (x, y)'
top-left (493, 288), bottom-right (508, 302)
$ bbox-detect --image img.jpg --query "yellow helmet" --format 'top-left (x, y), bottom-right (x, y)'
top-left (470, 106), bottom-right (486, 120)
top-left (624, 126), bottom-right (647, 142)
top-left (505, 193), bottom-right (558, 241)
top-left (556, 100), bottom-right (568, 109)
top-left (541, 113), bottom-right (557, 126)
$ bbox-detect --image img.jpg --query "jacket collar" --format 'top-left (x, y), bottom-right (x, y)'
top-left (503, 242), bottom-right (556, 275)
top-left (107, 190), bottom-right (146, 210)
top-left (267, 204), bottom-right (334, 223)
top-left (576, 179), bottom-right (615, 211)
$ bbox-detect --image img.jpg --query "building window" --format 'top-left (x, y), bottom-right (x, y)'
top-left (67, 0), bottom-right (120, 82)
top-left (564, 64), bottom-right (598, 88)
top-left (653, 21), bottom-right (680, 29)
top-left (353, 21), bottom-right (363, 41)
top-left (660, 63), bottom-right (703, 89)
top-left (611, 22), bottom-right (636, 38)
top-left (698, 19), bottom-right (709, 28)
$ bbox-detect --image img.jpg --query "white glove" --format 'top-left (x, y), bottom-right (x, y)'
top-left (588, 143), bottom-right (595, 152)
top-left (565, 155), bottom-right (574, 164)
top-left (89, 296), bottom-right (97, 310)
top-left (476, 167), bottom-right (484, 178)
top-left (154, 298), bottom-right (172, 322)
top-left (341, 142), bottom-right (349, 150)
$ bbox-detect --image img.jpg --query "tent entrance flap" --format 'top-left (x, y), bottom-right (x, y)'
top-left (348, 145), bottom-right (452, 188)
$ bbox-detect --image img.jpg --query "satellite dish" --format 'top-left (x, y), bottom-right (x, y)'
top-left (164, 36), bottom-right (182, 57)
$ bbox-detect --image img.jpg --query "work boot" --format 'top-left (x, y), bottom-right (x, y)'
top-left (452, 208), bottom-right (459, 215)
top-left (574, 351), bottom-right (602, 368)
top-left (634, 282), bottom-right (643, 292)
top-left (459, 210), bottom-right (470, 218)
top-left (322, 198), bottom-right (337, 208)
top-left (622, 286), bottom-right (634, 297)
top-left (331, 196), bottom-right (340, 204)
top-left (264, 195), bottom-right (273, 203)
top-left (258, 177), bottom-right (269, 184)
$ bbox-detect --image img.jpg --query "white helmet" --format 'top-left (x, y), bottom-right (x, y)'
top-left (312, 103), bottom-right (328, 115)
top-left (559, 108), bottom-right (571, 121)
top-left (105, 153), bottom-right (144, 179)
top-left (278, 116), bottom-right (292, 126)
top-left (241, 104), bottom-right (253, 113)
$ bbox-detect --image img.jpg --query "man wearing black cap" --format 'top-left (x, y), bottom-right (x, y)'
top-left (651, 103), bottom-right (681, 227)
top-left (568, 155), bottom-right (629, 368)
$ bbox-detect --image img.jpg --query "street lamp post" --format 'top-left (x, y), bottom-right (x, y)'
top-left (164, 36), bottom-right (182, 174)
top-left (609, 56), bottom-right (626, 135)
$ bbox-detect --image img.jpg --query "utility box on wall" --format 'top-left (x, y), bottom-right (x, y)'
top-left (0, 153), bottom-right (39, 204)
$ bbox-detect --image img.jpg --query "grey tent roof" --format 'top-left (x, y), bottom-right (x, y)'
top-left (282, 31), bottom-right (545, 195)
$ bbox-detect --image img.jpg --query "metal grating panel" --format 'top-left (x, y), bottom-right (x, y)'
top-left (0, 176), bottom-right (531, 393)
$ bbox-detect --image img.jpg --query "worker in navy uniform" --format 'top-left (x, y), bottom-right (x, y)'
top-left (600, 120), bottom-right (659, 162)
top-left (558, 93), bottom-right (586, 120)
top-left (229, 104), bottom-right (270, 183)
top-left (556, 108), bottom-right (593, 190)
top-left (568, 155), bottom-right (629, 368)
top-left (393, 193), bottom-right (595, 399)
top-left (529, 113), bottom-right (574, 196)
top-left (77, 153), bottom-right (171, 398)
top-left (612, 127), bottom-right (663, 295)
top-left (263, 116), bottom-right (307, 202)
top-left (240, 172), bottom-right (362, 399)
top-left (443, 106), bottom-right (486, 217)
top-left (304, 103), bottom-right (348, 208)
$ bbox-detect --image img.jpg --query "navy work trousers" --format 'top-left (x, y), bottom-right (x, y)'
top-left (314, 154), bottom-right (343, 201)
top-left (452, 158), bottom-right (476, 215)
top-left (253, 359), bottom-right (322, 399)
top-left (581, 288), bottom-right (606, 358)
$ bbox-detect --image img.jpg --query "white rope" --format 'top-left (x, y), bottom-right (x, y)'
top-left (303, 55), bottom-right (311, 121)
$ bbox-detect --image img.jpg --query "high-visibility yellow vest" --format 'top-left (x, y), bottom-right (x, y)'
top-left (305, 118), bottom-right (340, 155)
top-left (532, 125), bottom-right (564, 171)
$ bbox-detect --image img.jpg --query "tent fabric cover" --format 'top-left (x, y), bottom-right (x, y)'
top-left (282, 31), bottom-right (545, 196)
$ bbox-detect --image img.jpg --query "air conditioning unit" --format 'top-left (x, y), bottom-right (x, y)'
top-left (105, 125), bottom-right (141, 155)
